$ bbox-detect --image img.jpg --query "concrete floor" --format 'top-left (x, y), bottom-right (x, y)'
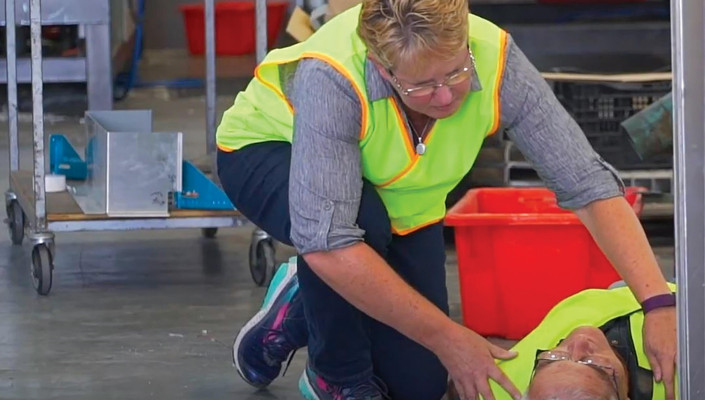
top-left (0, 81), bottom-right (674, 399)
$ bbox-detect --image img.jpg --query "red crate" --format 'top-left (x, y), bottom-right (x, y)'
top-left (180, 1), bottom-right (288, 56)
top-left (445, 187), bottom-right (643, 339)
top-left (540, 0), bottom-right (645, 3)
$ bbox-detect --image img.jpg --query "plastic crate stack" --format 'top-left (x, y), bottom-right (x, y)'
top-left (471, 133), bottom-right (541, 188)
top-left (471, 77), bottom-right (673, 194)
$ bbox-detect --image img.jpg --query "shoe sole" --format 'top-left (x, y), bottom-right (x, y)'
top-left (298, 369), bottom-right (320, 400)
top-left (233, 259), bottom-right (298, 388)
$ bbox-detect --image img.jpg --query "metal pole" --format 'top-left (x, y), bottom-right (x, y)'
top-left (85, 23), bottom-right (114, 110)
top-left (205, 0), bottom-right (217, 179)
top-left (30, 0), bottom-right (46, 229)
top-left (671, 0), bottom-right (705, 397)
top-left (253, 0), bottom-right (274, 258)
top-left (255, 0), bottom-right (267, 64)
top-left (6, 0), bottom-right (19, 172)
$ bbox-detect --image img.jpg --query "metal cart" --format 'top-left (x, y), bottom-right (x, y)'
top-left (3, 0), bottom-right (277, 295)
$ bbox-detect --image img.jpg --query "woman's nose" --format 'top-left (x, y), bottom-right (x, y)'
top-left (431, 85), bottom-right (453, 106)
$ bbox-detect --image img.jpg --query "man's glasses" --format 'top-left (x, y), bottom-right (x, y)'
top-left (388, 50), bottom-right (476, 98)
top-left (532, 350), bottom-right (622, 400)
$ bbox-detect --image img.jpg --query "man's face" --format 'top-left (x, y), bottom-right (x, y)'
top-left (528, 326), bottom-right (629, 400)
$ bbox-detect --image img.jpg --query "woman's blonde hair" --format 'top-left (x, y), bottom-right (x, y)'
top-left (357, 0), bottom-right (469, 70)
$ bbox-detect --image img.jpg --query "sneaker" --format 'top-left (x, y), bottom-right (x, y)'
top-left (233, 257), bottom-right (307, 388)
top-left (298, 364), bottom-right (389, 400)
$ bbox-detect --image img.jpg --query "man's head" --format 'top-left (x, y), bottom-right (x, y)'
top-left (358, 0), bottom-right (472, 119)
top-left (526, 326), bottom-right (629, 400)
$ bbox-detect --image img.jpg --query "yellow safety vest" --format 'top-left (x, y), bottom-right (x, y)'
top-left (217, 5), bottom-right (507, 234)
top-left (491, 284), bottom-right (678, 400)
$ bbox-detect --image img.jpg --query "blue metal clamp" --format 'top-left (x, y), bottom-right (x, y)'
top-left (49, 134), bottom-right (88, 180)
top-left (173, 161), bottom-right (235, 210)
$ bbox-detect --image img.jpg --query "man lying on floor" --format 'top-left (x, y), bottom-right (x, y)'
top-left (450, 283), bottom-right (677, 400)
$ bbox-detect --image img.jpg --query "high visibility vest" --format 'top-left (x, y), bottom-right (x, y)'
top-left (491, 284), bottom-right (678, 400)
top-left (217, 5), bottom-right (507, 234)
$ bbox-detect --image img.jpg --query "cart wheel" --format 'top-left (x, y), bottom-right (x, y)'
top-left (249, 239), bottom-right (275, 287)
top-left (202, 227), bottom-right (218, 239)
top-left (31, 244), bottom-right (53, 296)
top-left (6, 200), bottom-right (25, 245)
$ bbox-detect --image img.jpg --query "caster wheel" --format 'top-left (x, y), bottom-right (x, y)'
top-left (31, 244), bottom-right (53, 296)
top-left (249, 239), bottom-right (275, 287)
top-left (6, 200), bottom-right (24, 245)
top-left (202, 227), bottom-right (218, 239)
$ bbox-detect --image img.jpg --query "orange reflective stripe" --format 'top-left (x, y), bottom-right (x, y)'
top-left (391, 97), bottom-right (416, 158)
top-left (392, 217), bottom-right (444, 235)
top-left (488, 30), bottom-right (508, 136)
top-left (379, 98), bottom-right (440, 188)
top-left (217, 143), bottom-right (236, 152)
top-left (379, 159), bottom-right (419, 188)
top-left (254, 63), bottom-right (295, 114)
top-left (423, 123), bottom-right (438, 152)
top-left (301, 51), bottom-right (369, 141)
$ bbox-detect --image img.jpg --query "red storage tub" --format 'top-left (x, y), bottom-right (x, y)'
top-left (180, 1), bottom-right (288, 56)
top-left (445, 187), bottom-right (643, 339)
top-left (540, 0), bottom-right (645, 3)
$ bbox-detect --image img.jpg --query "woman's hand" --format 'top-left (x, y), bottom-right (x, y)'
top-left (435, 324), bottom-right (521, 400)
top-left (643, 306), bottom-right (677, 400)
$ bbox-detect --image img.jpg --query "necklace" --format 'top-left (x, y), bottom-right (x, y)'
top-left (409, 117), bottom-right (432, 155)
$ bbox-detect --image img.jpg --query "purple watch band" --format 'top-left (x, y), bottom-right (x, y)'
top-left (641, 293), bottom-right (676, 314)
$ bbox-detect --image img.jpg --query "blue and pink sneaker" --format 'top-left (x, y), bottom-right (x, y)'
top-left (299, 363), bottom-right (388, 400)
top-left (233, 257), bottom-right (307, 388)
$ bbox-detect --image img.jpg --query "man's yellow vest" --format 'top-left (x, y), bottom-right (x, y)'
top-left (217, 5), bottom-right (507, 234)
top-left (490, 284), bottom-right (678, 400)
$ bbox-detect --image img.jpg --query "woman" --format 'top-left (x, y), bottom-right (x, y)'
top-left (216, 1), bottom-right (676, 399)
top-left (485, 284), bottom-right (677, 400)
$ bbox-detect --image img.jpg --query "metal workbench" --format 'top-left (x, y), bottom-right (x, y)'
top-left (3, 0), bottom-right (274, 296)
top-left (0, 0), bottom-right (113, 110)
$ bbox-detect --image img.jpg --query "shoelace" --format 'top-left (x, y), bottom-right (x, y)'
top-left (261, 328), bottom-right (299, 376)
top-left (336, 375), bottom-right (391, 400)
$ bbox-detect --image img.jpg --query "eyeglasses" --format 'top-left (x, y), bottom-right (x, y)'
top-left (532, 350), bottom-right (622, 400)
top-left (388, 50), bottom-right (476, 98)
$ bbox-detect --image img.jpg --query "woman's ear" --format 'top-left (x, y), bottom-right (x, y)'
top-left (368, 54), bottom-right (393, 81)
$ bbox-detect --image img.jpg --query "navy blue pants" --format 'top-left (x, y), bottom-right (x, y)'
top-left (218, 142), bottom-right (449, 399)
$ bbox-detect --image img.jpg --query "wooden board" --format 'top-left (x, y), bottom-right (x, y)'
top-left (10, 170), bottom-right (241, 222)
top-left (541, 71), bottom-right (672, 83)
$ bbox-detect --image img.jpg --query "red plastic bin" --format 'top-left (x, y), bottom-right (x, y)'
top-left (540, 0), bottom-right (644, 3)
top-left (180, 1), bottom-right (288, 56)
top-left (445, 187), bottom-right (643, 339)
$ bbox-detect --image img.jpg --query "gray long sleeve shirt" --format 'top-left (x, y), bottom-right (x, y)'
top-left (289, 35), bottom-right (624, 255)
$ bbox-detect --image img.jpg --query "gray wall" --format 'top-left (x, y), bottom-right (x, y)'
top-left (111, 0), bottom-right (134, 51)
top-left (144, 0), bottom-right (197, 49)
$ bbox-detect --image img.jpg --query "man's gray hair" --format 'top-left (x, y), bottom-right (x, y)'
top-left (522, 387), bottom-right (619, 400)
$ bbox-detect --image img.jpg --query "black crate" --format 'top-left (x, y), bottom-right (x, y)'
top-left (551, 79), bottom-right (672, 170)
